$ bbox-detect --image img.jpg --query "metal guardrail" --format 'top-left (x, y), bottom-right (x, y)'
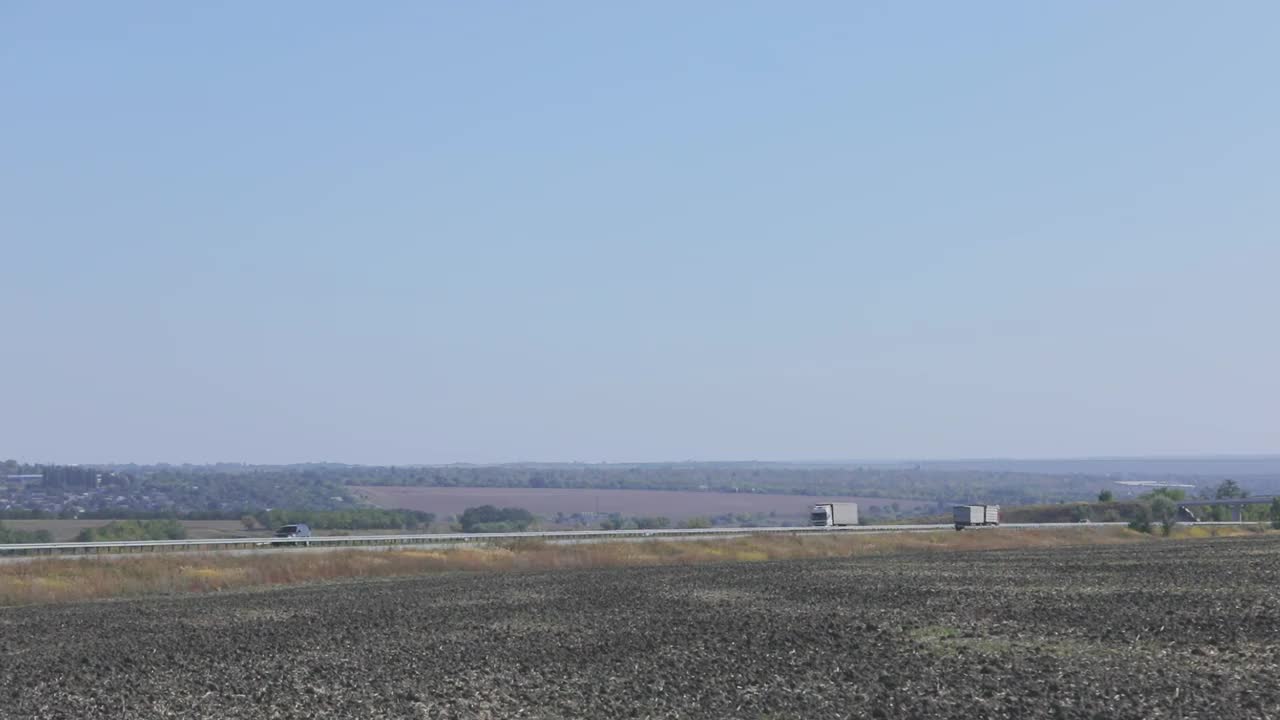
top-left (0, 520), bottom-right (1253, 557)
top-left (0, 524), bottom-right (942, 556)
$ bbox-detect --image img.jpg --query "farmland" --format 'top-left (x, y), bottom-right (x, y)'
top-left (4, 534), bottom-right (1280, 718)
top-left (354, 485), bottom-right (934, 522)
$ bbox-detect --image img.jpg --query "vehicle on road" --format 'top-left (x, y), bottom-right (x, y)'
top-left (811, 503), bottom-right (859, 527)
top-left (953, 505), bottom-right (999, 531)
top-left (272, 523), bottom-right (313, 546)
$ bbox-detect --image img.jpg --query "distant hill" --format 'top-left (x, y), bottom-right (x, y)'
top-left (906, 456), bottom-right (1280, 478)
top-left (9, 455), bottom-right (1275, 518)
top-left (94, 459), bottom-right (1280, 506)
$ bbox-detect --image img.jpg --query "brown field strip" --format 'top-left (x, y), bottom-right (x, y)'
top-left (353, 485), bottom-right (933, 520)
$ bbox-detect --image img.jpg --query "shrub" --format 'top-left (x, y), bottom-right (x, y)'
top-left (1150, 496), bottom-right (1178, 536)
top-left (1128, 506), bottom-right (1153, 534)
top-left (459, 506), bottom-right (535, 533)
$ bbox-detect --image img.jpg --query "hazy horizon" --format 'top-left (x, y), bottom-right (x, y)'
top-left (4, 3), bottom-right (1277, 465)
top-left (15, 453), bottom-right (1280, 471)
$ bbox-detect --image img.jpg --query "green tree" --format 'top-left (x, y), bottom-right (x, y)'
top-left (459, 505), bottom-right (535, 533)
top-left (1206, 479), bottom-right (1248, 522)
top-left (1215, 479), bottom-right (1247, 499)
top-left (1150, 496), bottom-right (1178, 536)
top-left (1098, 489), bottom-right (1114, 503)
top-left (1128, 505), bottom-right (1153, 534)
top-left (1270, 497), bottom-right (1280, 530)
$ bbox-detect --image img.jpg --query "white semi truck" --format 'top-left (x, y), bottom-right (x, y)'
top-left (811, 503), bottom-right (859, 527)
top-left (953, 504), bottom-right (1000, 530)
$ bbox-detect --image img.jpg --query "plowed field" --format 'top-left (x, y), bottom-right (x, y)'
top-left (4, 535), bottom-right (1279, 719)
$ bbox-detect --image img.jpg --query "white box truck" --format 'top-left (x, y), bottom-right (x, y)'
top-left (953, 504), bottom-right (1000, 530)
top-left (811, 503), bottom-right (859, 527)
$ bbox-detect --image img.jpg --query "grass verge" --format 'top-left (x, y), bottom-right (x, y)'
top-left (0, 525), bottom-right (1264, 606)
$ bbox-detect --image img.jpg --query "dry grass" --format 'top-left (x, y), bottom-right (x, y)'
top-left (0, 525), bottom-right (1263, 607)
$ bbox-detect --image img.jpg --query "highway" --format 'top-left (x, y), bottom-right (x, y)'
top-left (5, 520), bottom-right (1247, 558)
top-left (0, 523), bottom-right (946, 557)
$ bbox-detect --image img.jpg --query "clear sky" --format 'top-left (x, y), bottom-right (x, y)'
top-left (2, 2), bottom-right (1276, 465)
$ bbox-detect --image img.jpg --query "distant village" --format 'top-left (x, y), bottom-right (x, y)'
top-left (0, 472), bottom-right (177, 517)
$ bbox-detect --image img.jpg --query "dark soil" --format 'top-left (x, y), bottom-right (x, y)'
top-left (3, 535), bottom-right (1280, 719)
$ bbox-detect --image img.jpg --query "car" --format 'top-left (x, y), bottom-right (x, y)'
top-left (272, 523), bottom-right (313, 546)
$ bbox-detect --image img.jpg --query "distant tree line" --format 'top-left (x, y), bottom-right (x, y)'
top-left (0, 508), bottom-right (437, 531)
top-left (251, 509), bottom-right (436, 531)
top-left (13, 459), bottom-right (1280, 517)
top-left (336, 463), bottom-right (1121, 505)
top-left (86, 461), bottom-right (1205, 506)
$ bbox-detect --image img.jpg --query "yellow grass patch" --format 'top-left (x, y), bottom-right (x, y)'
top-left (0, 526), bottom-right (1266, 607)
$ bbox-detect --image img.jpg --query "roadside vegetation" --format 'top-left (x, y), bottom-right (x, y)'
top-left (458, 505), bottom-right (536, 532)
top-left (905, 479), bottom-right (1279, 532)
top-left (74, 519), bottom-right (188, 542)
top-left (0, 521), bottom-right (52, 544)
top-left (1, 525), bottom-right (1267, 606)
top-left (246, 509), bottom-right (436, 532)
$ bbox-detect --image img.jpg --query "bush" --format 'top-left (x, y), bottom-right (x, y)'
top-left (1128, 506), bottom-right (1153, 534)
top-left (459, 506), bottom-right (535, 533)
top-left (1098, 489), bottom-right (1114, 502)
top-left (1144, 487), bottom-right (1186, 502)
top-left (1150, 496), bottom-right (1178, 536)
top-left (682, 516), bottom-right (712, 529)
top-left (634, 516), bottom-right (671, 530)
top-left (75, 519), bottom-right (188, 542)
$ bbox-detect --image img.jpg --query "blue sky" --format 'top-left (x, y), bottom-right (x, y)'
top-left (2, 1), bottom-right (1277, 464)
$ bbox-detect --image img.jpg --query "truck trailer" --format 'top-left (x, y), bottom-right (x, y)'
top-left (953, 504), bottom-right (1000, 530)
top-left (811, 503), bottom-right (859, 527)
